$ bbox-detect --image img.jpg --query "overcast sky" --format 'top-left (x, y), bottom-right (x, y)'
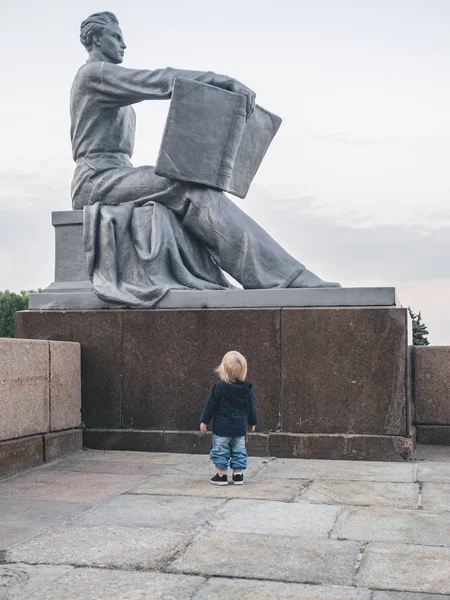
top-left (2, 0), bottom-right (450, 343)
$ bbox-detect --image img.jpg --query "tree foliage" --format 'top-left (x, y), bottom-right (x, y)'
top-left (408, 307), bottom-right (430, 346)
top-left (0, 290), bottom-right (34, 338)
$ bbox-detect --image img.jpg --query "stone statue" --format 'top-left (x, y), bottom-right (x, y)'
top-left (71, 11), bottom-right (340, 307)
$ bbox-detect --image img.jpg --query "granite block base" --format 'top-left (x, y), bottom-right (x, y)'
top-left (0, 436), bottom-right (43, 480)
top-left (0, 430), bottom-right (82, 481)
top-left (417, 426), bottom-right (450, 446)
top-left (83, 429), bottom-right (414, 461)
top-left (16, 306), bottom-right (413, 461)
top-left (44, 430), bottom-right (83, 463)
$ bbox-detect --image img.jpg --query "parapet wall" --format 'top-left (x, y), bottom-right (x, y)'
top-left (0, 338), bottom-right (82, 479)
top-left (414, 346), bottom-right (450, 445)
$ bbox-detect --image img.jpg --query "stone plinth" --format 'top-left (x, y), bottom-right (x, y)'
top-left (0, 339), bottom-right (49, 440)
top-left (0, 338), bottom-right (82, 479)
top-left (15, 306), bottom-right (414, 461)
top-left (414, 346), bottom-right (450, 445)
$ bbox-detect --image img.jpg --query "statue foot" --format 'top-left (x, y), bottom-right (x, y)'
top-left (289, 268), bottom-right (341, 289)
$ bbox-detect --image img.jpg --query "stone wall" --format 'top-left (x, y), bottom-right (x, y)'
top-left (414, 346), bottom-right (450, 445)
top-left (0, 338), bottom-right (82, 479)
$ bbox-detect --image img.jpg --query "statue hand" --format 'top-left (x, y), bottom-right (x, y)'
top-left (229, 79), bottom-right (256, 120)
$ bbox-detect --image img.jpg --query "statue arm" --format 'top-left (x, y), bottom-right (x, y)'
top-left (86, 63), bottom-right (229, 106)
top-left (83, 62), bottom-right (255, 117)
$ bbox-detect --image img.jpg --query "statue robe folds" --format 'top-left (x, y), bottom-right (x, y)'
top-left (70, 61), bottom-right (305, 306)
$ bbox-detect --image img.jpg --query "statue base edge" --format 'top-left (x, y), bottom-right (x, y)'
top-left (28, 286), bottom-right (400, 310)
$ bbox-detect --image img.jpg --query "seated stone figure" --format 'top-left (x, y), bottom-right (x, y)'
top-left (71, 11), bottom-right (339, 307)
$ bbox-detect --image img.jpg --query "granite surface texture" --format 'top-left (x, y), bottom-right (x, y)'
top-left (281, 308), bottom-right (408, 435)
top-left (16, 307), bottom-right (412, 460)
top-left (414, 346), bottom-right (450, 425)
top-left (0, 338), bottom-right (49, 440)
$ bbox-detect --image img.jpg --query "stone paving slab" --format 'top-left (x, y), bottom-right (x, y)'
top-left (0, 469), bottom-right (148, 503)
top-left (415, 445), bottom-right (450, 462)
top-left (45, 457), bottom-right (167, 476)
top-left (69, 494), bottom-right (225, 529)
top-left (0, 563), bottom-right (73, 600)
top-left (79, 449), bottom-right (187, 463)
top-left (0, 498), bottom-right (93, 550)
top-left (300, 480), bottom-right (419, 508)
top-left (259, 459), bottom-right (414, 482)
top-left (356, 543), bottom-right (450, 595)
top-left (22, 568), bottom-right (205, 600)
top-left (193, 577), bottom-right (372, 599)
top-left (373, 592), bottom-right (450, 599)
top-left (421, 482), bottom-right (450, 511)
top-left (416, 462), bottom-right (450, 482)
top-left (7, 526), bottom-right (193, 570)
top-left (169, 531), bottom-right (360, 586)
top-left (208, 499), bottom-right (340, 538)
top-left (129, 473), bottom-right (308, 501)
top-left (332, 506), bottom-right (450, 546)
top-left (166, 456), bottom-right (268, 477)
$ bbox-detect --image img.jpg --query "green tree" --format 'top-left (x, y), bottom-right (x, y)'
top-left (408, 307), bottom-right (430, 346)
top-left (0, 290), bottom-right (34, 338)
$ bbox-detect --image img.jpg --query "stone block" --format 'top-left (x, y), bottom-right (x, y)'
top-left (15, 311), bottom-right (122, 429)
top-left (121, 309), bottom-right (280, 431)
top-left (332, 505), bottom-right (450, 546)
top-left (83, 429), bottom-right (212, 454)
top-left (12, 568), bottom-right (205, 600)
top-left (130, 473), bottom-right (307, 501)
top-left (169, 530), bottom-right (360, 585)
top-left (356, 542), bottom-right (450, 595)
top-left (49, 341), bottom-right (81, 431)
top-left (281, 308), bottom-right (408, 435)
top-left (195, 579), bottom-right (371, 600)
top-left (69, 495), bottom-right (225, 529)
top-left (0, 338), bottom-right (49, 440)
top-left (246, 432), bottom-right (270, 456)
top-left (0, 498), bottom-right (92, 550)
top-left (7, 526), bottom-right (194, 570)
top-left (300, 480), bottom-right (419, 509)
top-left (414, 346), bottom-right (450, 424)
top-left (44, 429), bottom-right (82, 463)
top-left (259, 457), bottom-right (414, 482)
top-left (421, 482), bottom-right (450, 511)
top-left (0, 436), bottom-right (43, 480)
top-left (0, 468), bottom-right (146, 503)
top-left (269, 432), bottom-right (414, 461)
top-left (0, 564), bottom-right (74, 599)
top-left (207, 498), bottom-right (340, 538)
top-left (416, 461), bottom-right (450, 482)
top-left (417, 425), bottom-right (450, 445)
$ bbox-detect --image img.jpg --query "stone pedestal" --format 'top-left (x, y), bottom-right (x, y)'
top-left (15, 306), bottom-right (414, 461)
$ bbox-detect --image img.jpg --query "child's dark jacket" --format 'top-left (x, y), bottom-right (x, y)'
top-left (200, 380), bottom-right (258, 437)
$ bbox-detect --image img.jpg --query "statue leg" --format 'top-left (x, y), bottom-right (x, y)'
top-left (87, 166), bottom-right (340, 289)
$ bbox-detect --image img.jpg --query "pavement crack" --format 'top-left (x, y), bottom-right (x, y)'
top-left (327, 506), bottom-right (343, 539)
top-left (293, 479), bottom-right (313, 502)
top-left (352, 541), bottom-right (369, 585)
top-left (417, 481), bottom-right (424, 510)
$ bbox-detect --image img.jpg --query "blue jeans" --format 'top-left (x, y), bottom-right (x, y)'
top-left (210, 435), bottom-right (247, 472)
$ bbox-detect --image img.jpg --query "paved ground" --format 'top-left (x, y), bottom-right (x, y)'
top-left (1, 445), bottom-right (450, 599)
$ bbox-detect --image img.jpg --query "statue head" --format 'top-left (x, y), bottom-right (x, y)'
top-left (80, 11), bottom-right (126, 64)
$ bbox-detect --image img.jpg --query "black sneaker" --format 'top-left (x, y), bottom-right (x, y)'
top-left (232, 472), bottom-right (244, 485)
top-left (210, 473), bottom-right (228, 486)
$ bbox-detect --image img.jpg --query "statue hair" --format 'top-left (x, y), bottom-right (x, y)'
top-left (80, 11), bottom-right (119, 51)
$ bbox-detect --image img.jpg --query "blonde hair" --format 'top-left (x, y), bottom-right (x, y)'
top-left (215, 351), bottom-right (248, 383)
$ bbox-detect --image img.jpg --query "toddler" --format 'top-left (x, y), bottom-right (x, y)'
top-left (200, 351), bottom-right (258, 485)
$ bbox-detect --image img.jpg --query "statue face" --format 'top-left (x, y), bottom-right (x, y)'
top-left (95, 23), bottom-right (126, 64)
